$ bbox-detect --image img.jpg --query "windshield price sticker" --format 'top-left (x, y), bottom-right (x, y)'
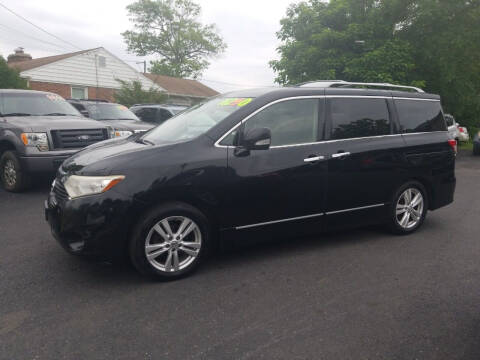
top-left (219, 98), bottom-right (253, 107)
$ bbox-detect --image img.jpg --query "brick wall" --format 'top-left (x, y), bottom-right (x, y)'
top-left (29, 81), bottom-right (71, 99)
top-left (88, 87), bottom-right (115, 102)
top-left (28, 81), bottom-right (116, 102)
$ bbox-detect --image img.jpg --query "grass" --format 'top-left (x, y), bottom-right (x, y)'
top-left (458, 140), bottom-right (473, 151)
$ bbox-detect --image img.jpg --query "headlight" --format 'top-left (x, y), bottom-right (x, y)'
top-left (64, 175), bottom-right (125, 199)
top-left (21, 132), bottom-right (49, 151)
top-left (114, 130), bottom-right (133, 138)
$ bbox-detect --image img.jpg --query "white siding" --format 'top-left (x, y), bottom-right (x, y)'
top-left (20, 48), bottom-right (162, 91)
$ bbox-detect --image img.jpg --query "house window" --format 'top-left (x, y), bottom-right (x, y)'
top-left (71, 87), bottom-right (87, 99)
top-left (98, 56), bottom-right (106, 68)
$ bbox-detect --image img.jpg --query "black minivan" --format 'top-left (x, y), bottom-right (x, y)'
top-left (45, 81), bottom-right (456, 280)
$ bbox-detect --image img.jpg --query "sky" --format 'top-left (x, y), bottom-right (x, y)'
top-left (0, 0), bottom-right (298, 93)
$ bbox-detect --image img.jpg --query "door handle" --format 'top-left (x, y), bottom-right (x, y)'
top-left (331, 152), bottom-right (351, 159)
top-left (304, 156), bottom-right (325, 163)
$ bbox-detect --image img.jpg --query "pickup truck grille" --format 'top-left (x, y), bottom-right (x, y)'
top-left (51, 129), bottom-right (108, 149)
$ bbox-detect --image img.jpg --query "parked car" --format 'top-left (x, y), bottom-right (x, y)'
top-left (46, 81), bottom-right (456, 280)
top-left (445, 114), bottom-right (459, 141)
top-left (67, 99), bottom-right (154, 137)
top-left (457, 126), bottom-right (469, 142)
top-left (473, 132), bottom-right (480, 155)
top-left (130, 104), bottom-right (188, 125)
top-left (0, 90), bottom-right (111, 192)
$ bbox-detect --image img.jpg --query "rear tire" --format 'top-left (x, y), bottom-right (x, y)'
top-left (129, 202), bottom-right (210, 280)
top-left (388, 181), bottom-right (428, 235)
top-left (0, 151), bottom-right (30, 192)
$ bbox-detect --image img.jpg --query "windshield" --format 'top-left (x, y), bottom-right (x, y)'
top-left (143, 97), bottom-right (253, 144)
top-left (85, 103), bottom-right (139, 121)
top-left (0, 92), bottom-right (81, 117)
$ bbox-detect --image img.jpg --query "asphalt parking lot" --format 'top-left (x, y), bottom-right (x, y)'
top-left (1, 151), bottom-right (480, 360)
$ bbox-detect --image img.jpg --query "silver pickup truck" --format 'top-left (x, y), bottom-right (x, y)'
top-left (0, 89), bottom-right (110, 192)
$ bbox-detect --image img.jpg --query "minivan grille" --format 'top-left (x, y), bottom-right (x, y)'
top-left (51, 129), bottom-right (108, 149)
top-left (53, 180), bottom-right (69, 201)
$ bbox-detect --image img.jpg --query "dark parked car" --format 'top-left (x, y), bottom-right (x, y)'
top-left (130, 104), bottom-right (188, 125)
top-left (46, 81), bottom-right (456, 280)
top-left (67, 99), bottom-right (154, 137)
top-left (0, 90), bottom-right (110, 192)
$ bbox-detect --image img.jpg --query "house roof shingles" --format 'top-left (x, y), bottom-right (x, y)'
top-left (145, 73), bottom-right (219, 98)
top-left (7, 47), bottom-right (219, 98)
top-left (7, 48), bottom-right (97, 72)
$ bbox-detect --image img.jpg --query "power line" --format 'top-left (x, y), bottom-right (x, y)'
top-left (0, 2), bottom-right (82, 51)
top-left (0, 23), bottom-right (72, 52)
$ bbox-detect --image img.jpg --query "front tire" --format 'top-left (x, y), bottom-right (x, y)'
top-left (129, 202), bottom-right (210, 280)
top-left (388, 181), bottom-right (428, 235)
top-left (0, 151), bottom-right (30, 192)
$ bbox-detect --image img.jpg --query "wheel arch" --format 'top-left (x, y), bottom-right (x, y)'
top-left (407, 176), bottom-right (433, 210)
top-left (0, 139), bottom-right (16, 158)
top-left (125, 195), bottom-right (220, 249)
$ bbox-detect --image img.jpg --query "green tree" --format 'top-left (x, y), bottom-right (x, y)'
top-left (122, 0), bottom-right (227, 78)
top-left (114, 79), bottom-right (168, 107)
top-left (0, 56), bottom-right (28, 89)
top-left (271, 0), bottom-right (480, 128)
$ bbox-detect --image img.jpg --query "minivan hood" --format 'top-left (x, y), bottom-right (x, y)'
top-left (61, 135), bottom-right (180, 174)
top-left (97, 119), bottom-right (154, 132)
top-left (3, 115), bottom-right (107, 132)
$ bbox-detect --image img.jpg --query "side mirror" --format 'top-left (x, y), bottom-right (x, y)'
top-left (242, 127), bottom-right (271, 151)
top-left (80, 110), bottom-right (90, 118)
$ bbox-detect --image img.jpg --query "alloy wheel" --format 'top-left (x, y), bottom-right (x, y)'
top-left (3, 160), bottom-right (17, 187)
top-left (395, 188), bottom-right (424, 229)
top-left (145, 216), bottom-right (202, 273)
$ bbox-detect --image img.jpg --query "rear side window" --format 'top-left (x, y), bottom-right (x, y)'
top-left (395, 100), bottom-right (446, 133)
top-left (133, 107), bottom-right (158, 122)
top-left (329, 98), bottom-right (390, 140)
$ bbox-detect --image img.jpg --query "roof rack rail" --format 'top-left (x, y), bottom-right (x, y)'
top-left (297, 80), bottom-right (424, 93)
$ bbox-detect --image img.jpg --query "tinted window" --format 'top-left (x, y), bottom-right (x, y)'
top-left (445, 115), bottom-right (454, 127)
top-left (395, 100), bottom-right (446, 133)
top-left (133, 107), bottom-right (158, 122)
top-left (159, 109), bottom-right (173, 121)
top-left (330, 98), bottom-right (390, 140)
top-left (85, 103), bottom-right (139, 121)
top-left (243, 99), bottom-right (319, 147)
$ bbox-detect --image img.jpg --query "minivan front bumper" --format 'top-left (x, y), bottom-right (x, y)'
top-left (45, 186), bottom-right (136, 259)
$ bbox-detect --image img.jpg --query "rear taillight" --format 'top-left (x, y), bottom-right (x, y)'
top-left (448, 139), bottom-right (457, 154)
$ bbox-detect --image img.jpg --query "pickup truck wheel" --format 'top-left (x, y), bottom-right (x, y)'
top-left (129, 202), bottom-right (210, 281)
top-left (0, 151), bottom-right (30, 192)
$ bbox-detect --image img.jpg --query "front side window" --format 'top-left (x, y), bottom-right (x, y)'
top-left (243, 99), bottom-right (320, 147)
top-left (395, 99), bottom-right (446, 133)
top-left (0, 92), bottom-right (81, 117)
top-left (329, 98), bottom-right (390, 140)
top-left (143, 97), bottom-right (253, 145)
